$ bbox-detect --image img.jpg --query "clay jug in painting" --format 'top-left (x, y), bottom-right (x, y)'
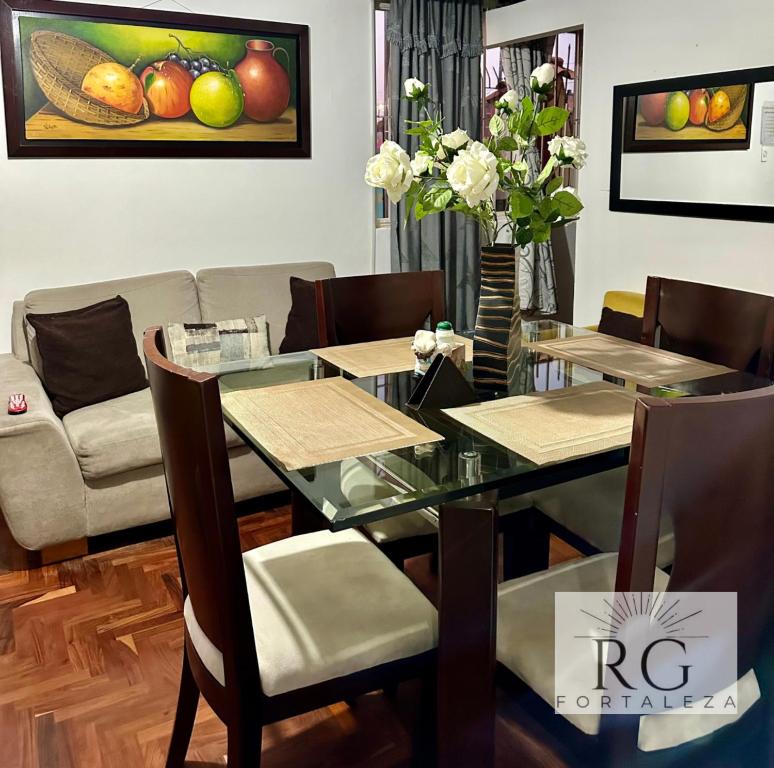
top-left (234, 40), bottom-right (291, 122)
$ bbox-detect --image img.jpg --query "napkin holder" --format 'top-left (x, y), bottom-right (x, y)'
top-left (407, 354), bottom-right (477, 410)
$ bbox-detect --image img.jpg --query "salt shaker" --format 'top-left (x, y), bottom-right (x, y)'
top-left (435, 320), bottom-right (454, 346)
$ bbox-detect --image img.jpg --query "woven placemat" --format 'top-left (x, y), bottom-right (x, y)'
top-left (525, 333), bottom-right (731, 386)
top-left (221, 377), bottom-right (443, 471)
top-left (311, 335), bottom-right (472, 378)
top-left (443, 381), bottom-right (638, 465)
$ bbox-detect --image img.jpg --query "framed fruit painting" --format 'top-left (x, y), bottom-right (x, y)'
top-left (620, 70), bottom-right (754, 153)
top-left (0, 0), bottom-right (310, 158)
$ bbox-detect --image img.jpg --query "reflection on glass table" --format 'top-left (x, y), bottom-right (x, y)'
top-left (195, 321), bottom-right (771, 533)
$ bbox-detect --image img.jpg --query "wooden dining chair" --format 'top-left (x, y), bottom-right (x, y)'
top-left (142, 327), bottom-right (438, 767)
top-left (314, 270), bottom-right (446, 348)
top-left (642, 276), bottom-right (774, 378)
top-left (519, 277), bottom-right (774, 571)
top-left (495, 385), bottom-right (774, 765)
top-left (313, 270), bottom-right (446, 565)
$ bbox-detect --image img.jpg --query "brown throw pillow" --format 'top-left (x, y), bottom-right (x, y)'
top-left (25, 296), bottom-right (147, 418)
top-left (279, 276), bottom-right (320, 354)
top-left (597, 306), bottom-right (643, 344)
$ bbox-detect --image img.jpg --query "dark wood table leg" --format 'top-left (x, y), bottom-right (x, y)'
top-left (290, 489), bottom-right (327, 536)
top-left (437, 493), bottom-right (498, 768)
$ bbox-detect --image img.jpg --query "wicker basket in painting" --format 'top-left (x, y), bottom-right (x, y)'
top-left (30, 31), bottom-right (149, 126)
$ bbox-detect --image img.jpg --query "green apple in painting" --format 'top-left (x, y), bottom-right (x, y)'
top-left (639, 92), bottom-right (667, 125)
top-left (190, 70), bottom-right (244, 128)
top-left (664, 91), bottom-right (690, 131)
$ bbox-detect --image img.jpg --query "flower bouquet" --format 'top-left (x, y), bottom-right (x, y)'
top-left (365, 64), bottom-right (587, 392)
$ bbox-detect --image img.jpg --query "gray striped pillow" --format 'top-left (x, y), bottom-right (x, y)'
top-left (167, 316), bottom-right (269, 368)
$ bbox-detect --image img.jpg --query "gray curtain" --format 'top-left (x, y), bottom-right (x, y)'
top-left (388, 0), bottom-right (483, 333)
top-left (501, 42), bottom-right (558, 316)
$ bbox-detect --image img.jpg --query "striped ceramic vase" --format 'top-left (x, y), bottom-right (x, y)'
top-left (472, 245), bottom-right (521, 393)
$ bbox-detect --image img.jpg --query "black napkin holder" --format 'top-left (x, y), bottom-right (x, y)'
top-left (407, 354), bottom-right (477, 410)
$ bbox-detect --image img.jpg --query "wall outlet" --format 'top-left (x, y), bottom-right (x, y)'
top-left (763, 147), bottom-right (769, 163)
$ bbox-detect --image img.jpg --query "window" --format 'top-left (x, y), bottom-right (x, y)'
top-left (375, 2), bottom-right (390, 224)
top-left (483, 30), bottom-right (583, 201)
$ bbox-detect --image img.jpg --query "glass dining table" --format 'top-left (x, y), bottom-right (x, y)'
top-left (196, 320), bottom-right (772, 767)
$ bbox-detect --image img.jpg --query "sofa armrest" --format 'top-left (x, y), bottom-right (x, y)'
top-left (0, 354), bottom-right (85, 550)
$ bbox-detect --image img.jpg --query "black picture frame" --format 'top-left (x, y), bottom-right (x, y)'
top-left (0, 0), bottom-right (311, 158)
top-left (621, 73), bottom-right (755, 154)
top-left (610, 66), bottom-right (774, 223)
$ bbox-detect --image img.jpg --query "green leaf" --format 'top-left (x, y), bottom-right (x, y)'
top-left (538, 196), bottom-right (558, 220)
top-left (404, 127), bottom-right (426, 136)
top-left (497, 136), bottom-right (519, 152)
top-left (515, 227), bottom-right (533, 247)
top-left (533, 225), bottom-right (551, 243)
top-left (534, 106), bottom-right (570, 136)
top-left (143, 72), bottom-right (155, 90)
top-left (434, 189), bottom-right (453, 209)
top-left (518, 97), bottom-right (534, 138)
top-left (545, 176), bottom-right (563, 196)
top-left (533, 155), bottom-right (557, 188)
top-left (553, 190), bottom-right (584, 217)
top-left (489, 114), bottom-right (505, 137)
top-left (510, 190), bottom-right (533, 219)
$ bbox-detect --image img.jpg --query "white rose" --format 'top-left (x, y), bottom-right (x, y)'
top-left (404, 77), bottom-right (426, 99)
top-left (500, 89), bottom-right (519, 111)
top-left (530, 63), bottom-right (555, 93)
top-left (447, 141), bottom-right (499, 207)
top-left (365, 140), bottom-right (413, 203)
top-left (547, 136), bottom-right (588, 169)
top-left (441, 128), bottom-right (470, 150)
top-left (410, 150), bottom-right (434, 177)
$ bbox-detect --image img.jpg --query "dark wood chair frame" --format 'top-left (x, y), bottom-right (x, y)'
top-left (495, 385), bottom-right (774, 766)
top-left (310, 270), bottom-right (447, 569)
top-left (314, 270), bottom-right (446, 348)
top-left (143, 327), bottom-right (437, 767)
top-left (526, 276), bottom-right (774, 571)
top-left (641, 276), bottom-right (774, 379)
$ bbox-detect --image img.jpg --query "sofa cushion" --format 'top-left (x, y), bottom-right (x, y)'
top-left (11, 301), bottom-right (27, 361)
top-left (26, 297), bottom-right (148, 419)
top-left (167, 316), bottom-right (269, 368)
top-left (23, 270), bottom-right (200, 368)
top-left (63, 388), bottom-right (243, 480)
top-left (597, 306), bottom-right (643, 343)
top-left (196, 262), bottom-right (335, 353)
top-left (279, 277), bottom-right (319, 354)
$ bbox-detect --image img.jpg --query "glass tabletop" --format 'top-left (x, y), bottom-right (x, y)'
top-left (206, 321), bottom-right (772, 531)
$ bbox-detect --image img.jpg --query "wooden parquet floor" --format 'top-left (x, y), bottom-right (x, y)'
top-left (0, 504), bottom-right (581, 768)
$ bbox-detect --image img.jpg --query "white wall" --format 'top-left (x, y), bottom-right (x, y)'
top-left (487, 0), bottom-right (774, 325)
top-left (0, 0), bottom-right (375, 353)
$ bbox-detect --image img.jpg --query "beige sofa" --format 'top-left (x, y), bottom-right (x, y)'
top-left (0, 262), bottom-right (335, 565)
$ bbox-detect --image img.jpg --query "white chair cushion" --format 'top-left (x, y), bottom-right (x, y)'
top-left (365, 511), bottom-right (438, 544)
top-left (340, 457), bottom-right (438, 544)
top-left (497, 553), bottom-right (760, 751)
top-left (185, 529), bottom-right (437, 696)
top-left (530, 467), bottom-right (675, 568)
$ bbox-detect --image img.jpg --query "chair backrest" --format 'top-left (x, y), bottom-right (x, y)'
top-left (143, 327), bottom-right (260, 701)
top-left (617, 385), bottom-right (774, 678)
top-left (314, 271), bottom-right (446, 347)
top-left (641, 276), bottom-right (774, 378)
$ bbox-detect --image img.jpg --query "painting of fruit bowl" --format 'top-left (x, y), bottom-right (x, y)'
top-left (622, 75), bottom-right (754, 153)
top-left (0, 0), bottom-right (310, 158)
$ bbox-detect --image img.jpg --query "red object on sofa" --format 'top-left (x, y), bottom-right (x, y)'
top-left (8, 393), bottom-right (27, 415)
